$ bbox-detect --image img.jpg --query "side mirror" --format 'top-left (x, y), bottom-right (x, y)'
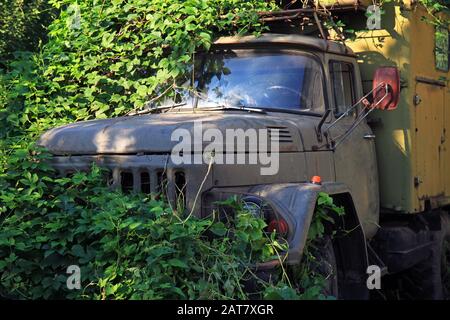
top-left (372, 67), bottom-right (400, 110)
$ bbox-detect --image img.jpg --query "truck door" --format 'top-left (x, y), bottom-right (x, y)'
top-left (326, 59), bottom-right (380, 239)
top-left (414, 78), bottom-right (446, 209)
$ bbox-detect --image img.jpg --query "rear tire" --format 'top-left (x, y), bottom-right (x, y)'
top-left (312, 235), bottom-right (339, 298)
top-left (291, 235), bottom-right (339, 299)
top-left (383, 230), bottom-right (445, 300)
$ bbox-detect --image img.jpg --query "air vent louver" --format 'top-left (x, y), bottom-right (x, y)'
top-left (266, 126), bottom-right (293, 143)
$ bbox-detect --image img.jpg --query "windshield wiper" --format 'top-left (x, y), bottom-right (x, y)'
top-left (200, 104), bottom-right (267, 114)
top-left (126, 102), bottom-right (187, 116)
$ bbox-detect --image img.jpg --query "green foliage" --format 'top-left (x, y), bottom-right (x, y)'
top-left (418, 0), bottom-right (450, 26)
top-left (0, 150), bottom-right (281, 299)
top-left (308, 192), bottom-right (345, 240)
top-left (0, 152), bottom-right (343, 299)
top-left (0, 0), bottom-right (55, 61)
top-left (0, 148), bottom-right (342, 299)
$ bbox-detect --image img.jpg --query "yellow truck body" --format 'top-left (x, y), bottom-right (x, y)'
top-left (343, 2), bottom-right (450, 213)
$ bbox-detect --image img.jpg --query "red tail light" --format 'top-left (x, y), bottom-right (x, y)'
top-left (267, 218), bottom-right (288, 236)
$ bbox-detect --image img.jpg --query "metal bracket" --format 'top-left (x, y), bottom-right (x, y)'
top-left (320, 83), bottom-right (390, 150)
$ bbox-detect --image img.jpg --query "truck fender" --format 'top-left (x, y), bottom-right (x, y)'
top-left (247, 181), bottom-right (370, 299)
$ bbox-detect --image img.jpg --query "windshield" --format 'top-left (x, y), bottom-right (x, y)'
top-left (160, 50), bottom-right (326, 113)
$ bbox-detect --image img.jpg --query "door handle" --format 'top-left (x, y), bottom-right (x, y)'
top-left (363, 134), bottom-right (376, 140)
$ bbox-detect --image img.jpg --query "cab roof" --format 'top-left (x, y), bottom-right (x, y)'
top-left (214, 33), bottom-right (355, 56)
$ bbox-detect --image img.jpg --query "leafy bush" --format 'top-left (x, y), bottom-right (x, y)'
top-left (0, 145), bottom-right (343, 299)
top-left (0, 148), bottom-right (284, 299)
top-left (0, 146), bottom-right (342, 299)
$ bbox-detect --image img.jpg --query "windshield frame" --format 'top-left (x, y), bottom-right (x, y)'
top-left (191, 46), bottom-right (330, 117)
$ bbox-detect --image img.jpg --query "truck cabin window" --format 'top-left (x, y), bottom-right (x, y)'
top-left (177, 50), bottom-right (325, 114)
top-left (330, 61), bottom-right (355, 115)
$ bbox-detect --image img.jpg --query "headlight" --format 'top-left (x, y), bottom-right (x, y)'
top-left (241, 196), bottom-right (288, 237)
top-left (202, 190), bottom-right (290, 238)
top-left (241, 196), bottom-right (266, 219)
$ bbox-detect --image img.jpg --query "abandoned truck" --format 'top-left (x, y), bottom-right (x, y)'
top-left (38, 3), bottom-right (450, 299)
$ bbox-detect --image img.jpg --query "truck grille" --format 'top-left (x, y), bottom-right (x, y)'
top-left (64, 168), bottom-right (185, 198)
top-left (120, 171), bottom-right (134, 193)
top-left (117, 169), bottom-right (175, 195)
top-left (120, 169), bottom-right (186, 207)
top-left (140, 172), bottom-right (151, 194)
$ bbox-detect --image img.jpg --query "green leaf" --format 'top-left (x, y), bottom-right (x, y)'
top-left (210, 222), bottom-right (227, 236)
top-left (102, 32), bottom-right (115, 48)
top-left (168, 258), bottom-right (188, 269)
top-left (129, 221), bottom-right (142, 230)
top-left (71, 244), bottom-right (85, 258)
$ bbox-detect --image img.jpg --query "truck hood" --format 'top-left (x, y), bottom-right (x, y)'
top-left (37, 111), bottom-right (304, 155)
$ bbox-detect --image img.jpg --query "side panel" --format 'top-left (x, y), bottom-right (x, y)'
top-left (330, 118), bottom-right (379, 238)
